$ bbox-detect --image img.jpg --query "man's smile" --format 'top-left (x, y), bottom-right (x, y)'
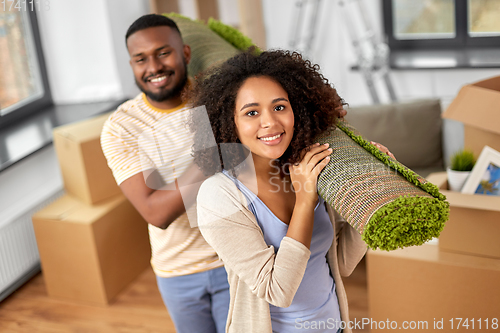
top-left (144, 71), bottom-right (174, 86)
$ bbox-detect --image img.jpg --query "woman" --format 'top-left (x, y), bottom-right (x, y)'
top-left (189, 50), bottom-right (367, 333)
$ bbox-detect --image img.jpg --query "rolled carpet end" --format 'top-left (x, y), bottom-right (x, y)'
top-left (362, 195), bottom-right (449, 251)
top-left (316, 120), bottom-right (450, 251)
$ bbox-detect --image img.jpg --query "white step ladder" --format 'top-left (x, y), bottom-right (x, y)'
top-left (289, 0), bottom-right (397, 104)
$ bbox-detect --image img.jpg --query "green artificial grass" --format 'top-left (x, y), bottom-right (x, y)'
top-left (166, 13), bottom-right (260, 53)
top-left (335, 121), bottom-right (450, 250)
top-left (207, 18), bottom-right (261, 54)
top-left (362, 195), bottom-right (449, 251)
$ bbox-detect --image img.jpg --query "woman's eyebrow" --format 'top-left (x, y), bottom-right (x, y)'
top-left (272, 97), bottom-right (289, 103)
top-left (240, 102), bottom-right (259, 112)
top-left (239, 97), bottom-right (289, 112)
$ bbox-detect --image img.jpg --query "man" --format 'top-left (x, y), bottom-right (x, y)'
top-left (100, 14), bottom-right (229, 333)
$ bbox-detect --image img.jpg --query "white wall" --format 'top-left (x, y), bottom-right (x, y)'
top-left (37, 0), bottom-right (149, 104)
top-left (218, 0), bottom-right (240, 27)
top-left (104, 0), bottom-right (149, 99)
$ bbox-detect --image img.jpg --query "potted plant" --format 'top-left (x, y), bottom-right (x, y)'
top-left (447, 149), bottom-right (476, 191)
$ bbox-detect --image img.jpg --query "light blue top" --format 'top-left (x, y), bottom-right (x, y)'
top-left (222, 170), bottom-right (342, 332)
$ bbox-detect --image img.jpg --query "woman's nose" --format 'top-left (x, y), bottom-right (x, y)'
top-left (260, 110), bottom-right (276, 128)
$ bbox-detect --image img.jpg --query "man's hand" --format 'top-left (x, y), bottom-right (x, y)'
top-left (337, 107), bottom-right (347, 118)
top-left (370, 141), bottom-right (396, 159)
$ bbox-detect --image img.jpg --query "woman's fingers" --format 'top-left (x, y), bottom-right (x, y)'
top-left (292, 143), bottom-right (331, 176)
top-left (313, 149), bottom-right (332, 172)
top-left (288, 142), bottom-right (334, 203)
top-left (289, 143), bottom-right (332, 194)
top-left (297, 142), bottom-right (321, 163)
top-left (306, 147), bottom-right (332, 171)
top-left (301, 143), bottom-right (330, 165)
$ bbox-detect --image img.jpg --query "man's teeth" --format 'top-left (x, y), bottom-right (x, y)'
top-left (260, 133), bottom-right (281, 141)
top-left (150, 76), bottom-right (166, 83)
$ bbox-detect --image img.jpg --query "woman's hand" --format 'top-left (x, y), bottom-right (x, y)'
top-left (286, 143), bottom-right (331, 249)
top-left (289, 143), bottom-right (332, 205)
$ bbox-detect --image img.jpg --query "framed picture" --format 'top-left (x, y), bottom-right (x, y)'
top-left (461, 146), bottom-right (500, 196)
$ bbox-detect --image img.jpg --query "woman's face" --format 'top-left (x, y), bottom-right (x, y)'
top-left (234, 76), bottom-right (294, 162)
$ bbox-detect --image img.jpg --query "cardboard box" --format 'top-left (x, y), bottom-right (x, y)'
top-left (53, 113), bottom-right (121, 205)
top-left (32, 193), bottom-right (151, 305)
top-left (367, 244), bottom-right (500, 332)
top-left (427, 172), bottom-right (500, 259)
top-left (442, 75), bottom-right (500, 157)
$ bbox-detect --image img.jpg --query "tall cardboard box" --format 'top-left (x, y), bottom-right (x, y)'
top-left (32, 194), bottom-right (151, 305)
top-left (53, 113), bottom-right (121, 205)
top-left (367, 244), bottom-right (500, 332)
top-left (427, 172), bottom-right (500, 259)
top-left (442, 75), bottom-right (500, 157)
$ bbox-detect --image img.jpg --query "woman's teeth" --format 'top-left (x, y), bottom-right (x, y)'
top-left (259, 133), bottom-right (281, 141)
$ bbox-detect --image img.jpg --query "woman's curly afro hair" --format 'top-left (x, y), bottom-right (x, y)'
top-left (188, 49), bottom-right (345, 176)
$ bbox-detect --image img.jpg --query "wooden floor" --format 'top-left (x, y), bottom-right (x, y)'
top-left (0, 258), bottom-right (369, 332)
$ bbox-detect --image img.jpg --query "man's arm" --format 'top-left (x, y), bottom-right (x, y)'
top-left (119, 163), bottom-right (207, 229)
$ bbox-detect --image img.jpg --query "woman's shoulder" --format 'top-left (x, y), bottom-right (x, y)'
top-left (198, 172), bottom-right (242, 203)
top-left (197, 172), bottom-right (257, 228)
top-left (200, 172), bottom-right (234, 191)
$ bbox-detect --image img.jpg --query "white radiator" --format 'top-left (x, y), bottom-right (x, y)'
top-left (0, 146), bottom-right (63, 302)
top-left (0, 190), bottom-right (63, 301)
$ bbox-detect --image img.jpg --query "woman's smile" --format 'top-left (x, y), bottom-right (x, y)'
top-left (258, 132), bottom-right (284, 145)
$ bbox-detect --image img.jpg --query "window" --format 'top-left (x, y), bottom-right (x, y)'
top-left (0, 6), bottom-right (51, 129)
top-left (383, 0), bottom-right (500, 50)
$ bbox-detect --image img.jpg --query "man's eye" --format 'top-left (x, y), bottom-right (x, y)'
top-left (136, 58), bottom-right (144, 63)
top-left (159, 51), bottom-right (171, 57)
top-left (246, 110), bottom-right (258, 116)
top-left (275, 105), bottom-right (285, 111)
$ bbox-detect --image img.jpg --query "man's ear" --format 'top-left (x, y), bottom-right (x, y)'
top-left (183, 44), bottom-right (191, 65)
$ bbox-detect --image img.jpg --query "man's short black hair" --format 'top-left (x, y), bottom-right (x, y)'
top-left (125, 14), bottom-right (181, 44)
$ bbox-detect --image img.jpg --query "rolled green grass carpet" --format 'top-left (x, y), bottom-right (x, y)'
top-left (167, 13), bottom-right (259, 78)
top-left (316, 120), bottom-right (449, 251)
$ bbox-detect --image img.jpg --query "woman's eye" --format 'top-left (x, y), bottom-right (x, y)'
top-left (274, 105), bottom-right (285, 111)
top-left (246, 110), bottom-right (258, 117)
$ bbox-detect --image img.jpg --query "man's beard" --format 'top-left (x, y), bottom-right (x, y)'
top-left (137, 67), bottom-right (188, 103)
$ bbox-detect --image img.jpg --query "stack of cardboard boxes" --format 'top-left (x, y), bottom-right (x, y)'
top-left (367, 76), bottom-right (500, 332)
top-left (32, 113), bottom-right (151, 306)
